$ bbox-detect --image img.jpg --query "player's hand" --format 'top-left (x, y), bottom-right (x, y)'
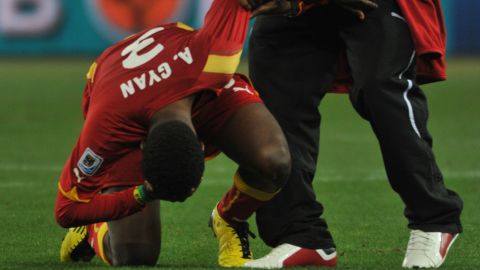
top-left (251, 0), bottom-right (293, 17)
top-left (330, 0), bottom-right (378, 20)
top-left (238, 0), bottom-right (265, 11)
top-left (142, 179), bottom-right (197, 202)
top-left (238, 0), bottom-right (291, 17)
top-left (144, 180), bottom-right (155, 195)
top-left (139, 180), bottom-right (156, 202)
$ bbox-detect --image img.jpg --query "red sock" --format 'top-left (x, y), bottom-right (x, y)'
top-left (87, 222), bottom-right (110, 265)
top-left (217, 171), bottom-right (279, 224)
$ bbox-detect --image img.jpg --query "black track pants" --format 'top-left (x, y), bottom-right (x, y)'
top-left (249, 0), bottom-right (463, 249)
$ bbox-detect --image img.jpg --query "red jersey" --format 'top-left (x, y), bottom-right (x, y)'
top-left (58, 0), bottom-right (252, 203)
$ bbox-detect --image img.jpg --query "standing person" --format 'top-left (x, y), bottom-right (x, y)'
top-left (56, 0), bottom-right (293, 266)
top-left (245, 0), bottom-right (463, 268)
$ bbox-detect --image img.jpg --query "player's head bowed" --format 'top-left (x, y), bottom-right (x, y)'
top-left (142, 121), bottom-right (205, 202)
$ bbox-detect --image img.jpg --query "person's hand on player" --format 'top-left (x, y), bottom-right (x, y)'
top-left (238, 0), bottom-right (263, 10)
top-left (238, 0), bottom-right (293, 17)
top-left (330, 0), bottom-right (378, 20)
top-left (239, 0), bottom-right (378, 19)
top-left (251, 0), bottom-right (293, 17)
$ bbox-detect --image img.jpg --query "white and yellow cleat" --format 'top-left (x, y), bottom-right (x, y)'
top-left (60, 226), bottom-right (95, 263)
top-left (209, 207), bottom-right (254, 267)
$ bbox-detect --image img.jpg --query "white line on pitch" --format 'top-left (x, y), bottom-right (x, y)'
top-left (315, 170), bottom-right (480, 182)
top-left (1, 163), bottom-right (478, 183)
top-left (0, 163), bottom-right (62, 172)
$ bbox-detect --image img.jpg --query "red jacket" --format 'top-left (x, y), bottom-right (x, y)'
top-left (330, 0), bottom-right (447, 92)
top-left (397, 0), bottom-right (447, 84)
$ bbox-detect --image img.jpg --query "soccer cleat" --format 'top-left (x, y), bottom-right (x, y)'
top-left (402, 230), bottom-right (459, 268)
top-left (243, 243), bottom-right (337, 268)
top-left (209, 207), bottom-right (255, 267)
top-left (60, 226), bottom-right (95, 263)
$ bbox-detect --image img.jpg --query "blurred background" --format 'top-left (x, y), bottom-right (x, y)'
top-left (0, 0), bottom-right (479, 55)
top-left (0, 0), bottom-right (213, 55)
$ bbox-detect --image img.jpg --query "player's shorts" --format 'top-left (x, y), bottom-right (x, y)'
top-left (193, 74), bottom-right (262, 158)
top-left (88, 74), bottom-right (261, 191)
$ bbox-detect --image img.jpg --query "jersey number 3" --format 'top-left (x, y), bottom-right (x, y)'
top-left (121, 27), bottom-right (165, 69)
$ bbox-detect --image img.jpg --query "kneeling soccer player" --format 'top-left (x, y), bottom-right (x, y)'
top-left (55, 0), bottom-right (293, 267)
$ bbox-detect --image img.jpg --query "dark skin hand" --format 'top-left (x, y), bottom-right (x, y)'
top-left (238, 0), bottom-right (378, 19)
top-left (251, 0), bottom-right (293, 17)
top-left (238, 0), bottom-right (292, 16)
top-left (238, 0), bottom-right (265, 10)
top-left (331, 0), bottom-right (378, 20)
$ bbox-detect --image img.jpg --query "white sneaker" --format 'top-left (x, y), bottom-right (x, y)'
top-left (402, 230), bottom-right (458, 268)
top-left (243, 243), bottom-right (337, 268)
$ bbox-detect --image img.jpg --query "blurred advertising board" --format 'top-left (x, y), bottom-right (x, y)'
top-left (0, 0), bottom-right (479, 55)
top-left (0, 0), bottom-right (212, 55)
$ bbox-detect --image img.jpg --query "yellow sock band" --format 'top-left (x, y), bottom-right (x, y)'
top-left (234, 171), bottom-right (279, 202)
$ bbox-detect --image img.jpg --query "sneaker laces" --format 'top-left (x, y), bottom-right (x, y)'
top-left (230, 222), bottom-right (256, 259)
top-left (407, 230), bottom-right (438, 252)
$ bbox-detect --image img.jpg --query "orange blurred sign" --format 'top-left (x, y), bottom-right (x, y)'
top-left (0, 0), bottom-right (214, 54)
top-left (86, 0), bottom-right (189, 42)
top-left (96, 0), bottom-right (183, 32)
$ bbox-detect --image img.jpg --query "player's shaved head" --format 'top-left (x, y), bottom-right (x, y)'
top-left (142, 121), bottom-right (204, 202)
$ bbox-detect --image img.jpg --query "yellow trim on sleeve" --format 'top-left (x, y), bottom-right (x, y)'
top-left (176, 22), bottom-right (194, 31)
top-left (58, 182), bottom-right (90, 203)
top-left (233, 171), bottom-right (279, 202)
top-left (86, 62), bottom-right (97, 83)
top-left (203, 51), bottom-right (242, 75)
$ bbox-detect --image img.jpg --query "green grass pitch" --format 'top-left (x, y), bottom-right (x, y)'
top-left (0, 59), bottom-right (478, 269)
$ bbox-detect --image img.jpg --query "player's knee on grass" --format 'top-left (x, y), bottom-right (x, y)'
top-left (105, 198), bottom-right (161, 266)
top-left (143, 121), bottom-right (205, 202)
top-left (239, 138), bottom-right (291, 193)
top-left (110, 243), bottom-right (159, 266)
